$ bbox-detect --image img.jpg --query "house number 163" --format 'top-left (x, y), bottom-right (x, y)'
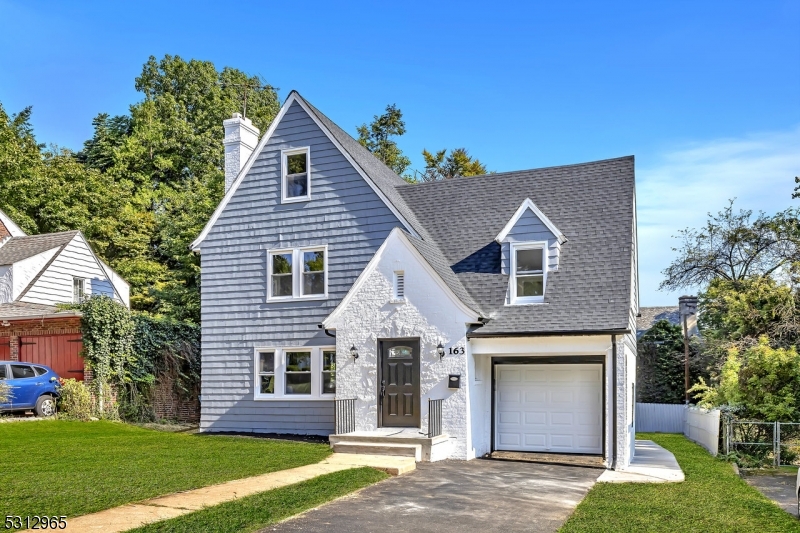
top-left (448, 346), bottom-right (465, 355)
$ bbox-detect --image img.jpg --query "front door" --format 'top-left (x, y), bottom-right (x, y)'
top-left (379, 339), bottom-right (420, 427)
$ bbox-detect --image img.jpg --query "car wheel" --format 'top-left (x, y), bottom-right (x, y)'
top-left (35, 395), bottom-right (57, 417)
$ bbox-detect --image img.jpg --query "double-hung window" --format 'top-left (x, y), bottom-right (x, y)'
top-left (254, 347), bottom-right (335, 399)
top-left (73, 278), bottom-right (86, 303)
top-left (282, 148), bottom-right (311, 203)
top-left (511, 242), bottom-right (546, 304)
top-left (268, 246), bottom-right (327, 300)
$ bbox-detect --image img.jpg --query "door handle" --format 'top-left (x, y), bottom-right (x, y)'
top-left (380, 380), bottom-right (386, 399)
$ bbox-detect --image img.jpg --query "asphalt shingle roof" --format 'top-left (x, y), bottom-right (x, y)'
top-left (637, 306), bottom-right (680, 338)
top-left (0, 231), bottom-right (77, 266)
top-left (0, 302), bottom-right (79, 320)
top-left (396, 157), bottom-right (637, 335)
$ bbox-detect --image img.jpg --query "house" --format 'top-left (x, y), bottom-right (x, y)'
top-left (636, 296), bottom-right (698, 339)
top-left (0, 208), bottom-right (130, 380)
top-left (192, 92), bottom-right (639, 468)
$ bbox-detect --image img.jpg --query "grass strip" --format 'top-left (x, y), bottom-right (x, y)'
top-left (0, 420), bottom-right (331, 518)
top-left (559, 433), bottom-right (800, 533)
top-left (130, 467), bottom-right (388, 533)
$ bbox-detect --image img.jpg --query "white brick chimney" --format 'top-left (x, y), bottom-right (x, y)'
top-left (223, 113), bottom-right (260, 193)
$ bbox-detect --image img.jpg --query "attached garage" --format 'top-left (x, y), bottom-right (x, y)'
top-left (495, 363), bottom-right (603, 454)
top-left (19, 334), bottom-right (84, 381)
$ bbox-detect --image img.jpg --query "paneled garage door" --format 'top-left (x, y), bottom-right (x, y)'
top-left (495, 364), bottom-right (603, 454)
top-left (19, 335), bottom-right (85, 380)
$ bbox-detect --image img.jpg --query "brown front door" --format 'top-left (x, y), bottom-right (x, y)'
top-left (19, 335), bottom-right (85, 380)
top-left (379, 339), bottom-right (420, 427)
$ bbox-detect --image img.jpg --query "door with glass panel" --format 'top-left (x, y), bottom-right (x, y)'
top-left (378, 339), bottom-right (420, 427)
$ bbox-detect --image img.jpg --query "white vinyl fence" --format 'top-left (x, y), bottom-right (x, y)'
top-left (636, 403), bottom-right (721, 456)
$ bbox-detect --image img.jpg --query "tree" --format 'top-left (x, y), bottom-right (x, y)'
top-left (692, 337), bottom-right (800, 421)
top-left (357, 104), bottom-right (411, 176)
top-left (77, 55), bottom-right (280, 321)
top-left (636, 320), bottom-right (688, 404)
top-left (659, 200), bottom-right (798, 292)
top-left (419, 148), bottom-right (489, 181)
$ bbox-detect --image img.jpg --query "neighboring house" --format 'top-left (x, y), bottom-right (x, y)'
top-left (0, 208), bottom-right (130, 380)
top-left (637, 296), bottom-right (698, 339)
top-left (192, 92), bottom-right (639, 469)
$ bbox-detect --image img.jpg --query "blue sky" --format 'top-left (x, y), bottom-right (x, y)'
top-left (1, 0), bottom-right (798, 306)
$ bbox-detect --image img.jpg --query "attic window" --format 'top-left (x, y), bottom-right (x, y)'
top-left (73, 278), bottom-right (86, 303)
top-left (510, 242), bottom-right (546, 304)
top-left (282, 148), bottom-right (311, 203)
top-left (393, 271), bottom-right (405, 301)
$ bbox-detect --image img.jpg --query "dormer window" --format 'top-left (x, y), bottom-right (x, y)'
top-left (282, 147), bottom-right (311, 203)
top-left (510, 242), bottom-right (546, 304)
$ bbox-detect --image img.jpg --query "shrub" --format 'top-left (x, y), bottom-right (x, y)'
top-left (57, 379), bottom-right (93, 420)
top-left (0, 381), bottom-right (9, 404)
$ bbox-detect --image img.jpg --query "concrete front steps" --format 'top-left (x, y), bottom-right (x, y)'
top-left (329, 430), bottom-right (452, 462)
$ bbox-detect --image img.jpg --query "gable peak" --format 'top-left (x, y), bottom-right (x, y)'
top-left (495, 198), bottom-right (566, 244)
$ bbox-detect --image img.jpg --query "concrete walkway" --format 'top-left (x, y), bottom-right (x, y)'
top-left (598, 440), bottom-right (685, 483)
top-left (63, 453), bottom-right (415, 533)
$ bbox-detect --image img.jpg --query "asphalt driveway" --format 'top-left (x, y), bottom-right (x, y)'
top-left (744, 472), bottom-right (798, 517)
top-left (264, 459), bottom-right (601, 533)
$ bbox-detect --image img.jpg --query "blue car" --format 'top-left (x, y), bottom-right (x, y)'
top-left (0, 361), bottom-right (60, 417)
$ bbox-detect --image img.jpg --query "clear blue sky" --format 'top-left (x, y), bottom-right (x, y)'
top-left (1, 0), bottom-right (798, 306)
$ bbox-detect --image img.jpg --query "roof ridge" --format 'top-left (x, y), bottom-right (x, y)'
top-left (402, 155), bottom-right (635, 188)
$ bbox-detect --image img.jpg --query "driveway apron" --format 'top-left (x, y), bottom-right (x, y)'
top-left (265, 459), bottom-right (601, 533)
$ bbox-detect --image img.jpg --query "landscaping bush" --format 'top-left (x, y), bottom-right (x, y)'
top-left (0, 381), bottom-right (9, 404)
top-left (57, 379), bottom-right (94, 420)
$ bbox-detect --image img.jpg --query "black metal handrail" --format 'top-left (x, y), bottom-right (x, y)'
top-left (334, 398), bottom-right (356, 434)
top-left (428, 398), bottom-right (443, 438)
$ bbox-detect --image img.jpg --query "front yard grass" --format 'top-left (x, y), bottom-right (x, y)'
top-left (129, 467), bottom-right (388, 533)
top-left (0, 420), bottom-right (331, 519)
top-left (560, 433), bottom-right (800, 533)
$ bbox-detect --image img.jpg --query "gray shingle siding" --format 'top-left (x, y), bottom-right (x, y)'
top-left (199, 101), bottom-right (403, 434)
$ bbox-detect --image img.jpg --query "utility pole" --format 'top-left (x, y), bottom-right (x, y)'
top-left (683, 313), bottom-right (690, 405)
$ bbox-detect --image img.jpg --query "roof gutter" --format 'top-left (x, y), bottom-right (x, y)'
top-left (467, 329), bottom-right (630, 339)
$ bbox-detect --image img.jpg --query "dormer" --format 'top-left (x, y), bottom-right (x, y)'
top-left (495, 198), bottom-right (566, 305)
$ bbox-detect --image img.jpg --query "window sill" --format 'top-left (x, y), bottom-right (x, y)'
top-left (253, 395), bottom-right (335, 402)
top-left (507, 299), bottom-right (547, 306)
top-left (281, 196), bottom-right (311, 204)
top-left (266, 295), bottom-right (328, 303)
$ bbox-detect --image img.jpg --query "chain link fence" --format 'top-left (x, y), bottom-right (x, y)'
top-left (723, 417), bottom-right (800, 467)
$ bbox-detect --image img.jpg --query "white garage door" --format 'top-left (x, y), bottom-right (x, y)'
top-left (495, 364), bottom-right (603, 454)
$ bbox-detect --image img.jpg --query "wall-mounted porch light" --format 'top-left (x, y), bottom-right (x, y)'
top-left (436, 343), bottom-right (445, 359)
top-left (350, 345), bottom-right (359, 361)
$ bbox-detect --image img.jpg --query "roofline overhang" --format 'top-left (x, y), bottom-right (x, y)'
top-left (467, 328), bottom-right (631, 339)
top-left (0, 311), bottom-right (82, 322)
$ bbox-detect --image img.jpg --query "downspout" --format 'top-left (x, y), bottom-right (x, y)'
top-left (611, 334), bottom-right (617, 470)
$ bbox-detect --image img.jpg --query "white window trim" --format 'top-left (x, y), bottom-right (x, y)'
top-left (253, 346), bottom-right (336, 401)
top-left (267, 245), bottom-right (329, 302)
top-left (281, 147), bottom-right (311, 204)
top-left (391, 270), bottom-right (406, 303)
top-left (73, 277), bottom-right (86, 304)
top-left (509, 241), bottom-right (547, 305)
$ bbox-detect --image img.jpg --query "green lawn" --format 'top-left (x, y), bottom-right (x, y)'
top-left (0, 420), bottom-right (331, 519)
top-left (129, 467), bottom-right (389, 533)
top-left (560, 433), bottom-right (800, 533)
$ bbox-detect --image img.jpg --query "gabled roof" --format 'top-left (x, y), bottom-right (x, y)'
top-left (636, 306), bottom-right (680, 338)
top-left (323, 228), bottom-right (481, 328)
top-left (495, 198), bottom-right (567, 244)
top-left (0, 231), bottom-right (78, 266)
top-left (397, 157), bottom-right (636, 335)
top-left (190, 91), bottom-right (426, 251)
top-left (0, 208), bottom-right (26, 238)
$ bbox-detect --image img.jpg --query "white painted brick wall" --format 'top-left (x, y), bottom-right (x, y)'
top-left (332, 237), bottom-right (475, 460)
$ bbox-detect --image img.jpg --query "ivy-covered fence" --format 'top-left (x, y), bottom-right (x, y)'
top-left (65, 296), bottom-right (201, 422)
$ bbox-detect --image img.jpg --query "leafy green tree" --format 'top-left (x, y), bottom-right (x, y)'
top-left (78, 55), bottom-right (280, 320)
top-left (419, 148), bottom-right (489, 181)
top-left (637, 320), bottom-right (688, 404)
top-left (660, 200), bottom-right (798, 292)
top-left (357, 104), bottom-right (411, 177)
top-left (693, 337), bottom-right (800, 421)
